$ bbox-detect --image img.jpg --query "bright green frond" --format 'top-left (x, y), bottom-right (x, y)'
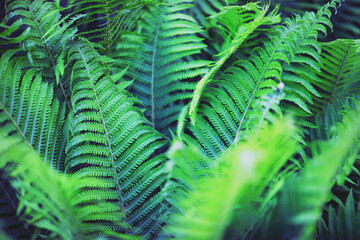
top-left (164, 118), bottom-right (297, 239)
top-left (177, 0), bottom-right (342, 160)
top-left (0, 132), bottom-right (134, 240)
top-left (261, 103), bottom-right (360, 240)
top-left (65, 38), bottom-right (169, 237)
top-left (0, 50), bottom-right (67, 172)
top-left (188, 3), bottom-right (281, 123)
top-left (2, 0), bottom-right (75, 107)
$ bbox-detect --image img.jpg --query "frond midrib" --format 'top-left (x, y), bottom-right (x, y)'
top-left (327, 45), bottom-right (351, 104)
top-left (0, 101), bottom-right (34, 151)
top-left (150, 7), bottom-right (166, 128)
top-left (233, 22), bottom-right (301, 143)
top-left (72, 40), bottom-right (128, 226)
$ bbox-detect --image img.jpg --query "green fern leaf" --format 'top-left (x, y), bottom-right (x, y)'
top-left (3, 0), bottom-right (76, 107)
top-left (164, 118), bottom-right (297, 239)
top-left (65, 38), bottom-right (169, 237)
top-left (0, 132), bottom-right (135, 240)
top-left (318, 192), bottom-right (360, 240)
top-left (111, 0), bottom-right (210, 135)
top-left (188, 3), bottom-right (281, 123)
top-left (0, 50), bottom-right (67, 172)
top-left (177, 0), bottom-right (342, 160)
top-left (0, 176), bottom-right (34, 239)
top-left (261, 103), bottom-right (360, 240)
top-left (0, 50), bottom-right (68, 238)
top-left (310, 39), bottom-right (360, 113)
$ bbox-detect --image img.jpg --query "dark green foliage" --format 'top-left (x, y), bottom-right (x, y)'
top-left (0, 176), bottom-right (33, 239)
top-left (63, 0), bottom-right (156, 54)
top-left (318, 192), bottom-right (360, 240)
top-left (0, 0), bottom-right (360, 239)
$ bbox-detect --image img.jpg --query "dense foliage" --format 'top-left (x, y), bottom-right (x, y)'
top-left (0, 0), bottom-right (360, 239)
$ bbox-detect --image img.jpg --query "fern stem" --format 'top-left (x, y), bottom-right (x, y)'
top-left (328, 46), bottom-right (350, 104)
top-left (105, 1), bottom-right (110, 55)
top-left (24, 0), bottom-right (71, 110)
top-left (0, 101), bottom-right (35, 152)
top-left (72, 40), bottom-right (129, 229)
top-left (233, 25), bottom-right (295, 143)
top-left (150, 9), bottom-right (165, 128)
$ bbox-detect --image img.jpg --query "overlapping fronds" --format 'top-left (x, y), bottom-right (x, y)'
top-left (61, 0), bottom-right (157, 54)
top-left (65, 38), bottom-right (169, 237)
top-left (111, 0), bottom-right (210, 135)
top-left (276, 7), bottom-right (334, 120)
top-left (318, 192), bottom-right (360, 240)
top-left (262, 0), bottom-right (360, 39)
top-left (188, 3), bottom-right (281, 122)
top-left (186, 0), bottom-right (232, 27)
top-left (161, 140), bottom-right (213, 216)
top-left (309, 39), bottom-right (360, 113)
top-left (0, 50), bottom-right (67, 172)
top-left (309, 96), bottom-right (360, 206)
top-left (177, 0), bottom-right (341, 159)
top-left (260, 104), bottom-right (360, 240)
top-left (164, 118), bottom-right (297, 239)
top-left (0, 132), bottom-right (134, 240)
top-left (0, 174), bottom-right (33, 239)
top-left (0, 49), bottom-right (68, 239)
top-left (2, 0), bottom-right (76, 106)
top-left (0, 0), bottom-right (359, 239)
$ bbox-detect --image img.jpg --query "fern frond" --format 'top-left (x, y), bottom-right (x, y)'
top-left (188, 3), bottom-right (281, 123)
top-left (0, 50), bottom-right (67, 172)
top-left (112, 0), bottom-right (210, 135)
top-left (63, 0), bottom-right (157, 54)
top-left (0, 132), bottom-right (134, 240)
top-left (262, 0), bottom-right (360, 39)
top-left (0, 174), bottom-right (34, 239)
top-left (186, 0), bottom-right (231, 27)
top-left (318, 191), bottom-right (360, 240)
top-left (164, 118), bottom-right (297, 239)
top-left (65, 38), bottom-right (169, 237)
top-left (177, 0), bottom-right (341, 160)
top-left (3, 0), bottom-right (75, 107)
top-left (0, 50), bottom-right (69, 238)
top-left (162, 139), bottom-right (213, 215)
top-left (310, 39), bottom-right (360, 113)
top-left (261, 103), bottom-right (360, 239)
top-left (309, 96), bottom-right (360, 194)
